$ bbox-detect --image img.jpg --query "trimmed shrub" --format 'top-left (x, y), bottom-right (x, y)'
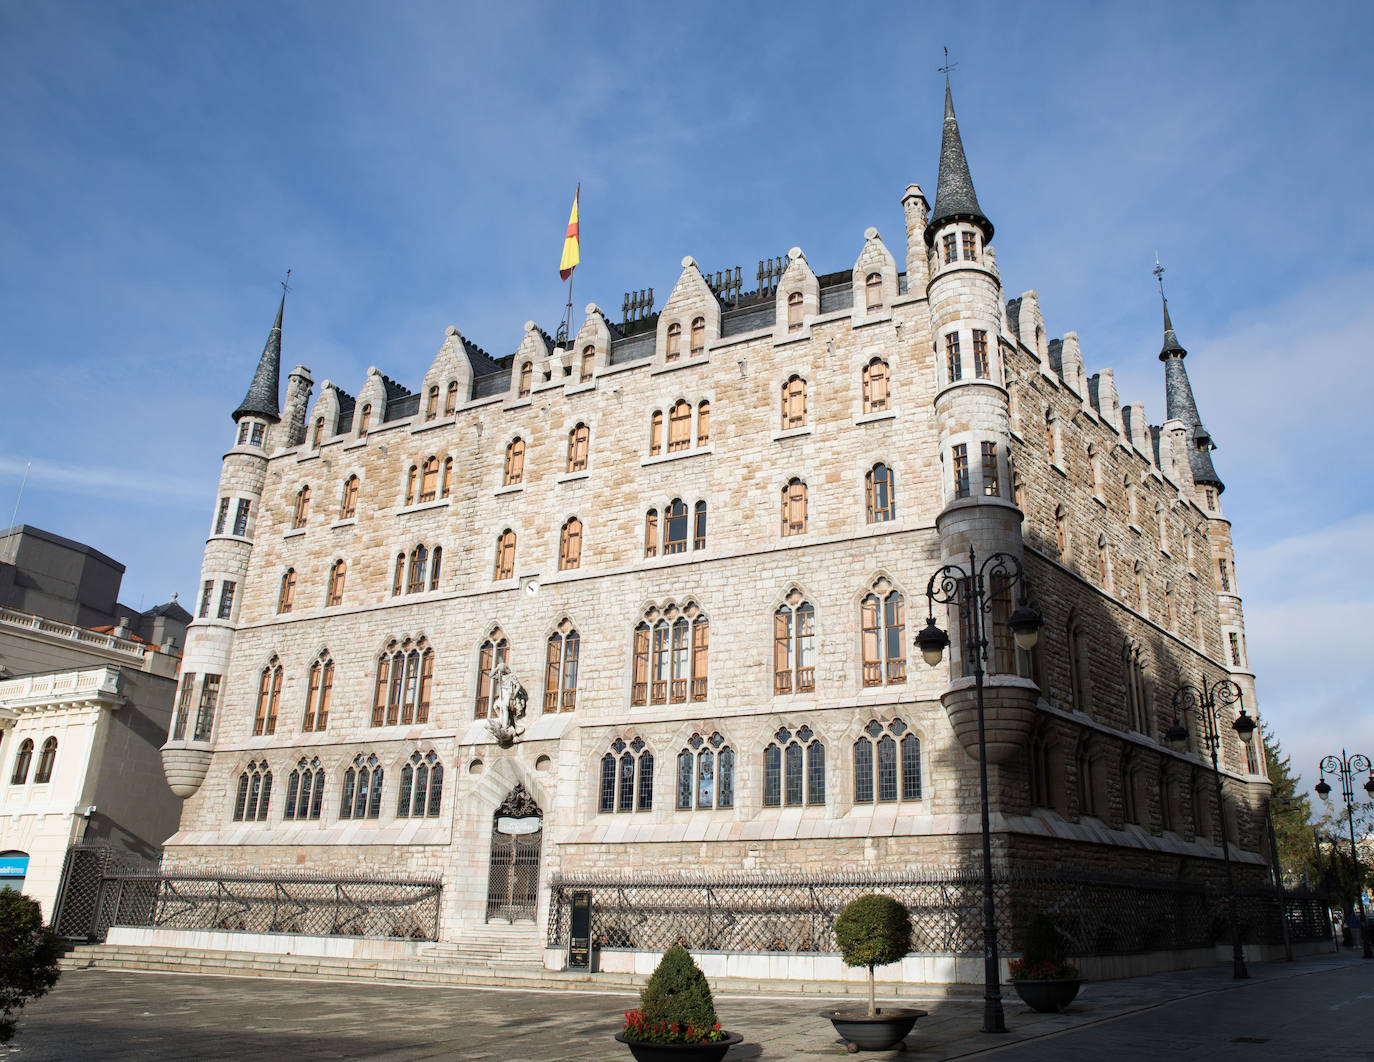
top-left (0, 892), bottom-right (62, 1043)
top-left (1009, 913), bottom-right (1078, 980)
top-left (624, 945), bottom-right (724, 1044)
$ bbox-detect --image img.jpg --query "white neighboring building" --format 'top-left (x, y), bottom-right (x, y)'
top-left (0, 568), bottom-right (185, 918)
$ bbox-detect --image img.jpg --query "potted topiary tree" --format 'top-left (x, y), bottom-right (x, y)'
top-left (614, 944), bottom-right (742, 1061)
top-left (1008, 913), bottom-right (1082, 1013)
top-left (819, 894), bottom-right (927, 1053)
top-left (0, 891), bottom-right (62, 1044)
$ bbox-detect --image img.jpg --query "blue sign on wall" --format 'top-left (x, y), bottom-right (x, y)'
top-left (0, 852), bottom-right (29, 884)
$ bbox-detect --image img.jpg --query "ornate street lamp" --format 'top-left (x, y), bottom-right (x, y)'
top-left (916, 546), bottom-right (1040, 1034)
top-left (1164, 677), bottom-right (1256, 979)
top-left (1314, 750), bottom-right (1374, 959)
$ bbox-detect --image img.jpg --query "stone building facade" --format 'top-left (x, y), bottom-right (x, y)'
top-left (158, 86), bottom-right (1272, 964)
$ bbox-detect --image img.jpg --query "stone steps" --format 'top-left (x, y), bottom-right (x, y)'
top-left (59, 943), bottom-right (978, 1000)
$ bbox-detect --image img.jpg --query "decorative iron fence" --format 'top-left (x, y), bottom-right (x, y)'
top-left (53, 843), bottom-right (161, 941)
top-left (108, 872), bottom-right (443, 941)
top-left (547, 868), bottom-right (1333, 957)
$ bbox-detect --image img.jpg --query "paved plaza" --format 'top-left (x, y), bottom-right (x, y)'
top-left (3, 952), bottom-right (1370, 1061)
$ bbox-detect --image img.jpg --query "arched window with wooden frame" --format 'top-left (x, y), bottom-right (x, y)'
top-left (853, 718), bottom-right (921, 803)
top-left (567, 422), bottom-right (590, 473)
top-left (665, 322), bottom-right (682, 362)
top-left (474, 631), bottom-right (509, 719)
top-left (372, 637), bottom-right (434, 726)
top-left (357, 404), bottom-right (372, 437)
top-left (404, 464), bottom-right (418, 506)
top-left (440, 456), bottom-right (452, 499)
top-left (392, 553), bottom-right (405, 597)
top-left (277, 569), bottom-right (296, 614)
top-left (253, 656), bottom-right (283, 736)
top-left (504, 438), bottom-right (525, 486)
top-left (429, 546), bottom-right (442, 591)
top-left (865, 271), bottom-right (883, 312)
top-left (689, 316), bottom-right (706, 356)
top-left (643, 509), bottom-right (658, 558)
top-left (311, 417), bottom-right (325, 448)
top-left (517, 361), bottom-right (532, 398)
top-left (9, 739), bottom-right (33, 785)
top-left (664, 499), bottom-right (689, 555)
top-left (786, 291), bottom-right (803, 332)
top-left (866, 463), bottom-right (895, 523)
top-left (693, 501), bottom-right (707, 551)
top-left (302, 651), bottom-right (333, 732)
top-left (763, 725), bottom-right (825, 807)
top-left (773, 591), bottom-right (815, 694)
top-left (668, 400), bottom-right (692, 452)
top-left (33, 737), bottom-right (57, 784)
top-left (444, 379), bottom-right (459, 416)
top-left (781, 375), bottom-right (807, 429)
top-left (649, 410), bottom-right (663, 456)
top-left (232, 759), bottom-right (272, 822)
top-left (425, 385), bottom-right (440, 421)
top-left (696, 400), bottom-right (710, 445)
top-left (418, 457), bottom-right (439, 503)
top-left (494, 529), bottom-right (516, 580)
top-left (284, 756), bottom-right (325, 821)
top-left (338, 753), bottom-right (382, 820)
top-left (397, 750), bottom-right (443, 818)
top-left (862, 358), bottom-right (890, 413)
top-left (292, 485), bottom-right (311, 529)
top-left (407, 544), bottom-right (428, 594)
top-left (326, 559), bottom-right (346, 607)
top-left (676, 731), bottom-right (733, 810)
top-left (630, 604), bottom-right (708, 706)
top-left (559, 517), bottom-right (583, 570)
top-left (580, 344), bottom-right (596, 381)
top-left (544, 620), bottom-right (580, 713)
top-left (860, 578), bottom-right (905, 686)
top-left (598, 737), bottom-right (654, 812)
top-left (339, 475), bottom-right (359, 519)
top-left (781, 478), bottom-right (807, 536)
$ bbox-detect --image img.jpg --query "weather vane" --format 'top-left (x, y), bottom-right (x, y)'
top-left (282, 268), bottom-right (292, 295)
top-left (1153, 255), bottom-right (1166, 294)
top-left (939, 46), bottom-right (958, 81)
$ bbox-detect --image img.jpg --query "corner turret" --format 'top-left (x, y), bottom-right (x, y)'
top-left (1155, 270), bottom-right (1224, 498)
top-left (232, 292), bottom-right (284, 423)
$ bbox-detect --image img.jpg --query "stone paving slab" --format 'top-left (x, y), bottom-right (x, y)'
top-left (4, 951), bottom-right (1367, 1061)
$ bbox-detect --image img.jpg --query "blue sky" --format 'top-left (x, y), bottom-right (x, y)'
top-left (2, 1), bottom-right (1371, 793)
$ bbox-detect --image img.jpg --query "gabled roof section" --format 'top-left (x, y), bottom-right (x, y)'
top-left (926, 82), bottom-right (993, 245)
top-left (233, 292), bottom-right (284, 422)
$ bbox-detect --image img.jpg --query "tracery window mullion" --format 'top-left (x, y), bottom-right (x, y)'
top-left (696, 749), bottom-right (715, 809)
top-left (854, 738), bottom-right (874, 803)
top-left (784, 742), bottom-right (803, 806)
top-left (764, 744), bottom-right (782, 806)
top-left (807, 741), bottom-right (825, 805)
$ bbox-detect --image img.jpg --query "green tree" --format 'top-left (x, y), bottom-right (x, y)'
top-left (1260, 722), bottom-right (1318, 886)
top-left (0, 892), bottom-right (62, 1043)
top-left (834, 894), bottom-right (911, 1017)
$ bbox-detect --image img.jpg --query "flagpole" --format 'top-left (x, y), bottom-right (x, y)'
top-left (562, 182), bottom-right (579, 344)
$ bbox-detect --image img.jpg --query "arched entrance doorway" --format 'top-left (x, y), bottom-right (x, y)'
top-left (485, 784), bottom-right (542, 923)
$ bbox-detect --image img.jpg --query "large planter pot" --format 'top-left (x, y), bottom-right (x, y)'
top-left (1010, 978), bottom-right (1082, 1013)
top-left (614, 1031), bottom-right (743, 1062)
top-left (819, 1007), bottom-right (927, 1053)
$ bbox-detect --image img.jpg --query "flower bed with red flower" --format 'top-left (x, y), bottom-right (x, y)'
top-left (1007, 957), bottom-right (1080, 981)
top-left (621, 1009), bottom-right (726, 1045)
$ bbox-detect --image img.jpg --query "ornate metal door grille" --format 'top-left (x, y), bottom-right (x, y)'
top-left (486, 830), bottom-right (542, 922)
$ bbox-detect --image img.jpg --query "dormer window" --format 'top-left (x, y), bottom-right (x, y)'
top-left (425, 385), bottom-right (439, 421)
top-left (865, 272), bottom-right (882, 312)
top-left (787, 292), bottom-right (803, 333)
top-left (445, 380), bottom-right (459, 416)
top-left (581, 345), bottom-right (595, 380)
top-left (518, 362), bottom-right (532, 398)
top-left (962, 231), bottom-right (978, 261)
top-left (666, 323), bottom-right (682, 362)
top-left (942, 233), bottom-right (957, 264)
top-left (312, 417), bottom-right (324, 448)
top-left (690, 317), bottom-right (705, 356)
top-left (357, 404), bottom-right (371, 437)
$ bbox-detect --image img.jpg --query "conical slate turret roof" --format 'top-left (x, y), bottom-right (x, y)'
top-left (926, 82), bottom-right (993, 244)
top-left (232, 293), bottom-right (284, 422)
top-left (1158, 290), bottom-right (1223, 492)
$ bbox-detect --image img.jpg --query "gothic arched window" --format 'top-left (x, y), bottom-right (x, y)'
top-left (339, 753), bottom-right (383, 820)
top-left (865, 271), bottom-right (883, 312)
top-left (631, 603), bottom-right (708, 705)
top-left (474, 631), bottom-right (509, 719)
top-left (676, 732), bottom-right (734, 810)
top-left (862, 358), bottom-right (889, 413)
top-left (866, 463), bottom-right (895, 523)
top-left (773, 591), bottom-right (816, 694)
top-left (372, 638), bottom-right (434, 726)
top-left (504, 438), bottom-right (525, 486)
top-left (781, 478), bottom-right (807, 536)
top-left (853, 719), bottom-right (921, 803)
top-left (232, 759), bottom-right (272, 822)
top-left (781, 375), bottom-right (807, 429)
top-left (559, 517), bottom-right (582, 571)
top-left (860, 579), bottom-right (905, 686)
top-left (397, 750), bottom-right (443, 818)
top-left (494, 529), bottom-right (516, 581)
top-left (284, 757), bottom-right (325, 821)
top-left (292, 484), bottom-right (310, 529)
top-left (544, 621), bottom-right (580, 713)
top-left (599, 737), bottom-right (654, 812)
top-left (763, 725), bottom-right (825, 806)
top-left (302, 651), bottom-right (333, 732)
top-left (253, 656), bottom-right (283, 736)
top-left (690, 316), bottom-right (705, 356)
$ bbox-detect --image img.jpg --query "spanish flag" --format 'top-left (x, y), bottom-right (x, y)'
top-left (559, 185), bottom-right (580, 281)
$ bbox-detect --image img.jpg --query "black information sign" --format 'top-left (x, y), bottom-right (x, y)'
top-left (569, 890), bottom-right (592, 970)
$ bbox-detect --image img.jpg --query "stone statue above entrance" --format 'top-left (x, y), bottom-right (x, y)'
top-left (486, 661), bottom-right (527, 747)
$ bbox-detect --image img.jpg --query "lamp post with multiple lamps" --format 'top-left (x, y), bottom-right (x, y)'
top-left (1164, 676), bottom-right (1257, 980)
top-left (914, 546), bottom-right (1041, 1035)
top-left (1314, 751), bottom-right (1374, 959)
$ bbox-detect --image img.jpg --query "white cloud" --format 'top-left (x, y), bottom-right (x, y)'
top-left (0, 454), bottom-right (205, 508)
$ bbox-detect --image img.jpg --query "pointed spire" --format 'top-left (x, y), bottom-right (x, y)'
top-left (926, 73), bottom-right (993, 246)
top-left (1153, 264), bottom-right (1223, 492)
top-left (232, 288), bottom-right (285, 422)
